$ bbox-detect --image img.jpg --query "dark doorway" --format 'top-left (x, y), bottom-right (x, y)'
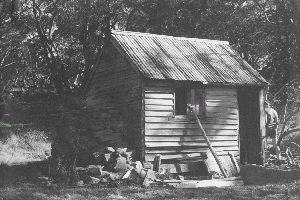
top-left (237, 87), bottom-right (262, 164)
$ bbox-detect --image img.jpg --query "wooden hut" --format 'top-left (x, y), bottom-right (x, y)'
top-left (87, 30), bottom-right (268, 166)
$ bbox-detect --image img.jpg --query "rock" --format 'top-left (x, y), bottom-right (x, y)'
top-left (104, 147), bottom-right (115, 153)
top-left (114, 157), bottom-right (130, 172)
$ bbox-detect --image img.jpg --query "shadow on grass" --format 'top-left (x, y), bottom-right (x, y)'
top-left (240, 165), bottom-right (300, 185)
top-left (0, 161), bottom-right (49, 187)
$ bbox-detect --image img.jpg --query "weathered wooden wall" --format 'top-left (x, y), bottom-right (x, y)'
top-left (86, 43), bottom-right (142, 156)
top-left (143, 81), bottom-right (239, 162)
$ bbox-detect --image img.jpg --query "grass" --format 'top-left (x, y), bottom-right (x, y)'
top-left (0, 129), bottom-right (51, 165)
top-left (0, 165), bottom-right (299, 199)
top-left (1, 129), bottom-right (300, 199)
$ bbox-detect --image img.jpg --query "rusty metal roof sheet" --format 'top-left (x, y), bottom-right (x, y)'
top-left (111, 30), bottom-right (268, 85)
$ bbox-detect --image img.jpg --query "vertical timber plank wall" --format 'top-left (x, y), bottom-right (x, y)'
top-left (144, 82), bottom-right (239, 162)
top-left (86, 43), bottom-right (142, 156)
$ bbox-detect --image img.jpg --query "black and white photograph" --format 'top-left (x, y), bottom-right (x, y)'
top-left (0, 0), bottom-right (300, 199)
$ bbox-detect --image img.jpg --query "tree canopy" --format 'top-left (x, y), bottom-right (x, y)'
top-left (0, 0), bottom-right (299, 127)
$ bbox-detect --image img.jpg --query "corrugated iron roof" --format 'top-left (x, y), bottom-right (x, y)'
top-left (111, 30), bottom-right (268, 85)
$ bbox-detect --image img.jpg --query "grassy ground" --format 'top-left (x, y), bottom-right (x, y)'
top-left (0, 169), bottom-right (300, 200)
top-left (0, 165), bottom-right (300, 199)
top-left (1, 131), bottom-right (300, 199)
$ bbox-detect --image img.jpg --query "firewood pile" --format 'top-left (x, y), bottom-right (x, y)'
top-left (71, 147), bottom-right (174, 187)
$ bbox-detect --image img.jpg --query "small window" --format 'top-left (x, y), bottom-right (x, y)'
top-left (175, 86), bottom-right (205, 116)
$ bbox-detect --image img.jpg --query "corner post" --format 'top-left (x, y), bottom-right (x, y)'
top-left (259, 88), bottom-right (266, 165)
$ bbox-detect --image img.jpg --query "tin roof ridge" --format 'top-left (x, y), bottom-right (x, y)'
top-left (111, 30), bottom-right (229, 45)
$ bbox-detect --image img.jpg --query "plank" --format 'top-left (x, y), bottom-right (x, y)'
top-left (206, 101), bottom-right (237, 107)
top-left (145, 105), bottom-right (173, 111)
top-left (145, 135), bottom-right (238, 142)
top-left (206, 95), bottom-right (237, 101)
top-left (206, 107), bottom-right (238, 114)
top-left (144, 93), bottom-right (174, 99)
top-left (162, 178), bottom-right (244, 188)
top-left (159, 161), bottom-right (204, 173)
top-left (145, 117), bottom-right (238, 124)
top-left (145, 141), bottom-right (238, 147)
top-left (144, 99), bottom-right (174, 105)
top-left (207, 87), bottom-right (236, 91)
top-left (145, 151), bottom-right (239, 162)
top-left (143, 80), bottom-right (173, 87)
top-left (145, 148), bottom-right (239, 155)
top-left (145, 111), bottom-right (174, 117)
top-left (145, 153), bottom-right (202, 161)
top-left (206, 112), bottom-right (238, 119)
top-left (206, 90), bottom-right (236, 96)
top-left (145, 123), bottom-right (238, 130)
top-left (144, 86), bottom-right (173, 93)
top-left (145, 129), bottom-right (238, 136)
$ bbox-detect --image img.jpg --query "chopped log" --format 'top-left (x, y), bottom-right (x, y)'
top-left (122, 167), bottom-right (133, 179)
